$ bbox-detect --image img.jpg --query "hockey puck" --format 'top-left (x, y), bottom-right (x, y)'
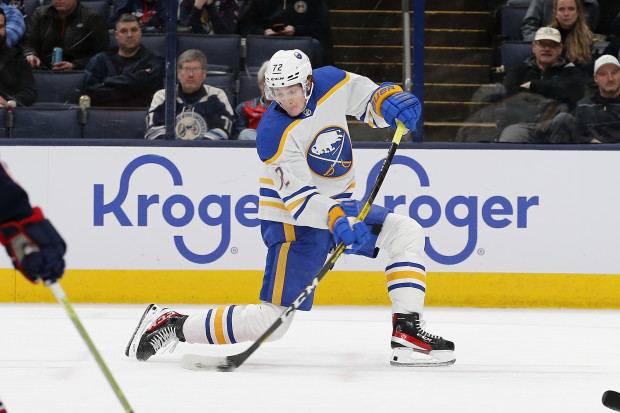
top-left (603, 390), bottom-right (620, 411)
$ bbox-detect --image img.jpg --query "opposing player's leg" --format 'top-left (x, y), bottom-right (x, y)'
top-left (375, 212), bottom-right (455, 366)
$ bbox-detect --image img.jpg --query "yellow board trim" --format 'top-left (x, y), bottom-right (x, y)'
top-left (3, 269), bottom-right (620, 309)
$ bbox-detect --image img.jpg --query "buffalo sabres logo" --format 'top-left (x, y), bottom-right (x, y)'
top-left (175, 110), bottom-right (208, 140)
top-left (306, 126), bottom-right (352, 178)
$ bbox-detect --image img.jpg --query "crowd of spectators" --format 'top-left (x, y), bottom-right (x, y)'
top-left (0, 0), bottom-right (332, 140)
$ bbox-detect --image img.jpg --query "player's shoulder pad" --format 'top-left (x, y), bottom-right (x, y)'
top-left (312, 66), bottom-right (349, 102)
top-left (256, 105), bottom-right (298, 163)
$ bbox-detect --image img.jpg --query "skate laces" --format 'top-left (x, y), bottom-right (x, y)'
top-left (149, 325), bottom-right (180, 354)
top-left (416, 319), bottom-right (441, 341)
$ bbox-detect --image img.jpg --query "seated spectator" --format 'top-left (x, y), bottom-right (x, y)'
top-left (522, 0), bottom-right (599, 43)
top-left (238, 0), bottom-right (332, 66)
top-left (0, 2), bottom-right (24, 47)
top-left (0, 8), bottom-right (36, 106)
top-left (83, 14), bottom-right (165, 107)
top-left (178, 0), bottom-right (238, 34)
top-left (108, 0), bottom-right (165, 33)
top-left (499, 27), bottom-right (585, 143)
top-left (145, 49), bottom-right (234, 140)
top-left (574, 54), bottom-right (620, 142)
top-left (21, 0), bottom-right (108, 70)
top-left (233, 60), bottom-right (271, 140)
top-left (549, 0), bottom-right (593, 69)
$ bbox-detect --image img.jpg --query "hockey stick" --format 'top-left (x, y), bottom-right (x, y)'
top-left (46, 281), bottom-right (134, 412)
top-left (181, 120), bottom-right (407, 372)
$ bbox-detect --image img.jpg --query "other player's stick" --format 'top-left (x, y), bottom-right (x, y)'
top-left (47, 281), bottom-right (134, 412)
top-left (603, 390), bottom-right (620, 411)
top-left (181, 120), bottom-right (407, 372)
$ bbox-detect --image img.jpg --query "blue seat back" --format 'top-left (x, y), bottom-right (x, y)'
top-left (32, 71), bottom-right (86, 106)
top-left (204, 74), bottom-right (237, 107)
top-left (8, 108), bottom-right (82, 139)
top-left (238, 74), bottom-right (261, 104)
top-left (82, 108), bottom-right (147, 139)
top-left (501, 4), bottom-right (528, 41)
top-left (177, 34), bottom-right (241, 74)
top-left (245, 35), bottom-right (313, 74)
top-left (501, 41), bottom-right (533, 73)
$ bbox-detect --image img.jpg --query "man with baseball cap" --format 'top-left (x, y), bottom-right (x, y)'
top-left (574, 54), bottom-right (620, 143)
top-left (498, 26), bottom-right (585, 143)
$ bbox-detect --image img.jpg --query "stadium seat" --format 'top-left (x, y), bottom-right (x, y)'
top-left (177, 34), bottom-right (241, 75)
top-left (7, 108), bottom-right (82, 139)
top-left (204, 74), bottom-right (237, 107)
top-left (32, 71), bottom-right (86, 106)
top-left (82, 108), bottom-right (148, 139)
top-left (501, 4), bottom-right (529, 41)
top-left (245, 35), bottom-right (313, 74)
top-left (82, 0), bottom-right (110, 20)
top-left (501, 41), bottom-right (533, 73)
top-left (238, 74), bottom-right (261, 104)
top-left (108, 33), bottom-right (166, 54)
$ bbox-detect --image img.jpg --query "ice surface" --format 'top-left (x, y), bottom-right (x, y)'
top-left (1, 304), bottom-right (619, 412)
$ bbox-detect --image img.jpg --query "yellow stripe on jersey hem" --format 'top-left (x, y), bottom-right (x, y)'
top-left (317, 72), bottom-right (351, 106)
top-left (286, 196), bottom-right (307, 212)
top-left (265, 119), bottom-right (303, 165)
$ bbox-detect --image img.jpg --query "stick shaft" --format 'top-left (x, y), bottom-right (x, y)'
top-left (227, 121), bottom-right (407, 369)
top-left (48, 282), bottom-right (134, 412)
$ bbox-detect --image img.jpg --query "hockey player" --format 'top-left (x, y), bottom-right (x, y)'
top-left (0, 162), bottom-right (66, 285)
top-left (126, 49), bottom-right (455, 366)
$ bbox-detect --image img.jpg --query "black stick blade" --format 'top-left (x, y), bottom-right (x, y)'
top-left (603, 390), bottom-right (620, 411)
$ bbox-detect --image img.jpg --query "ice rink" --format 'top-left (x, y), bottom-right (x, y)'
top-left (1, 303), bottom-right (619, 412)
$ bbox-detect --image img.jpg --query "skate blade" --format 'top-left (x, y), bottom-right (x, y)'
top-left (180, 354), bottom-right (235, 372)
top-left (125, 303), bottom-right (157, 358)
top-left (390, 347), bottom-right (456, 367)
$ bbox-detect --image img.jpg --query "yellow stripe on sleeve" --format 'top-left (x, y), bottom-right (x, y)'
top-left (260, 177), bottom-right (274, 185)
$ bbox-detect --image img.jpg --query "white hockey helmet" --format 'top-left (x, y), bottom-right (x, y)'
top-left (264, 49), bottom-right (314, 103)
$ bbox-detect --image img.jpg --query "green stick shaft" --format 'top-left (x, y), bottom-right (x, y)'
top-left (48, 282), bottom-right (134, 412)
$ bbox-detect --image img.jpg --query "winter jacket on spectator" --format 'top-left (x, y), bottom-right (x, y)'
top-left (574, 91), bottom-right (620, 142)
top-left (83, 44), bottom-right (165, 107)
top-left (0, 3), bottom-right (24, 47)
top-left (178, 0), bottom-right (238, 34)
top-left (21, 2), bottom-right (108, 70)
top-left (0, 44), bottom-right (36, 106)
top-left (108, 0), bottom-right (166, 32)
top-left (145, 83), bottom-right (234, 140)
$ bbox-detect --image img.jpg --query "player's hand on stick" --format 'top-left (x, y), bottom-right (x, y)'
top-left (371, 82), bottom-right (421, 131)
top-left (0, 207), bottom-right (66, 283)
top-left (328, 205), bottom-right (370, 251)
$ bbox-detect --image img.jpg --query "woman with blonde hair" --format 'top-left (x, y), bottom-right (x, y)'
top-left (550, 0), bottom-right (593, 67)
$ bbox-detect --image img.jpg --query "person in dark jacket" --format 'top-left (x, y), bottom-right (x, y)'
top-left (238, 0), bottom-right (332, 66)
top-left (83, 14), bottom-right (165, 107)
top-left (0, 8), bottom-right (36, 106)
top-left (108, 0), bottom-right (165, 32)
top-left (574, 54), bottom-right (620, 143)
top-left (145, 49), bottom-right (234, 140)
top-left (21, 0), bottom-right (108, 70)
top-left (499, 27), bottom-right (585, 143)
top-left (178, 0), bottom-right (237, 34)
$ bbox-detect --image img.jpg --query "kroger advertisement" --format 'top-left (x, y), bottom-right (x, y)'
top-left (1, 145), bottom-right (618, 274)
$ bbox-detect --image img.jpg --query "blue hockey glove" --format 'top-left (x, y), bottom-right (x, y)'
top-left (340, 200), bottom-right (361, 217)
top-left (371, 83), bottom-right (421, 131)
top-left (328, 206), bottom-right (370, 251)
top-left (0, 207), bottom-right (66, 283)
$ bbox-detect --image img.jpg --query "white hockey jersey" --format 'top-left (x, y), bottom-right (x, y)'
top-left (256, 66), bottom-right (390, 229)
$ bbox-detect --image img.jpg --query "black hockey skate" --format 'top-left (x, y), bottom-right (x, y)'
top-left (390, 313), bottom-right (455, 366)
top-left (125, 304), bottom-right (188, 361)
